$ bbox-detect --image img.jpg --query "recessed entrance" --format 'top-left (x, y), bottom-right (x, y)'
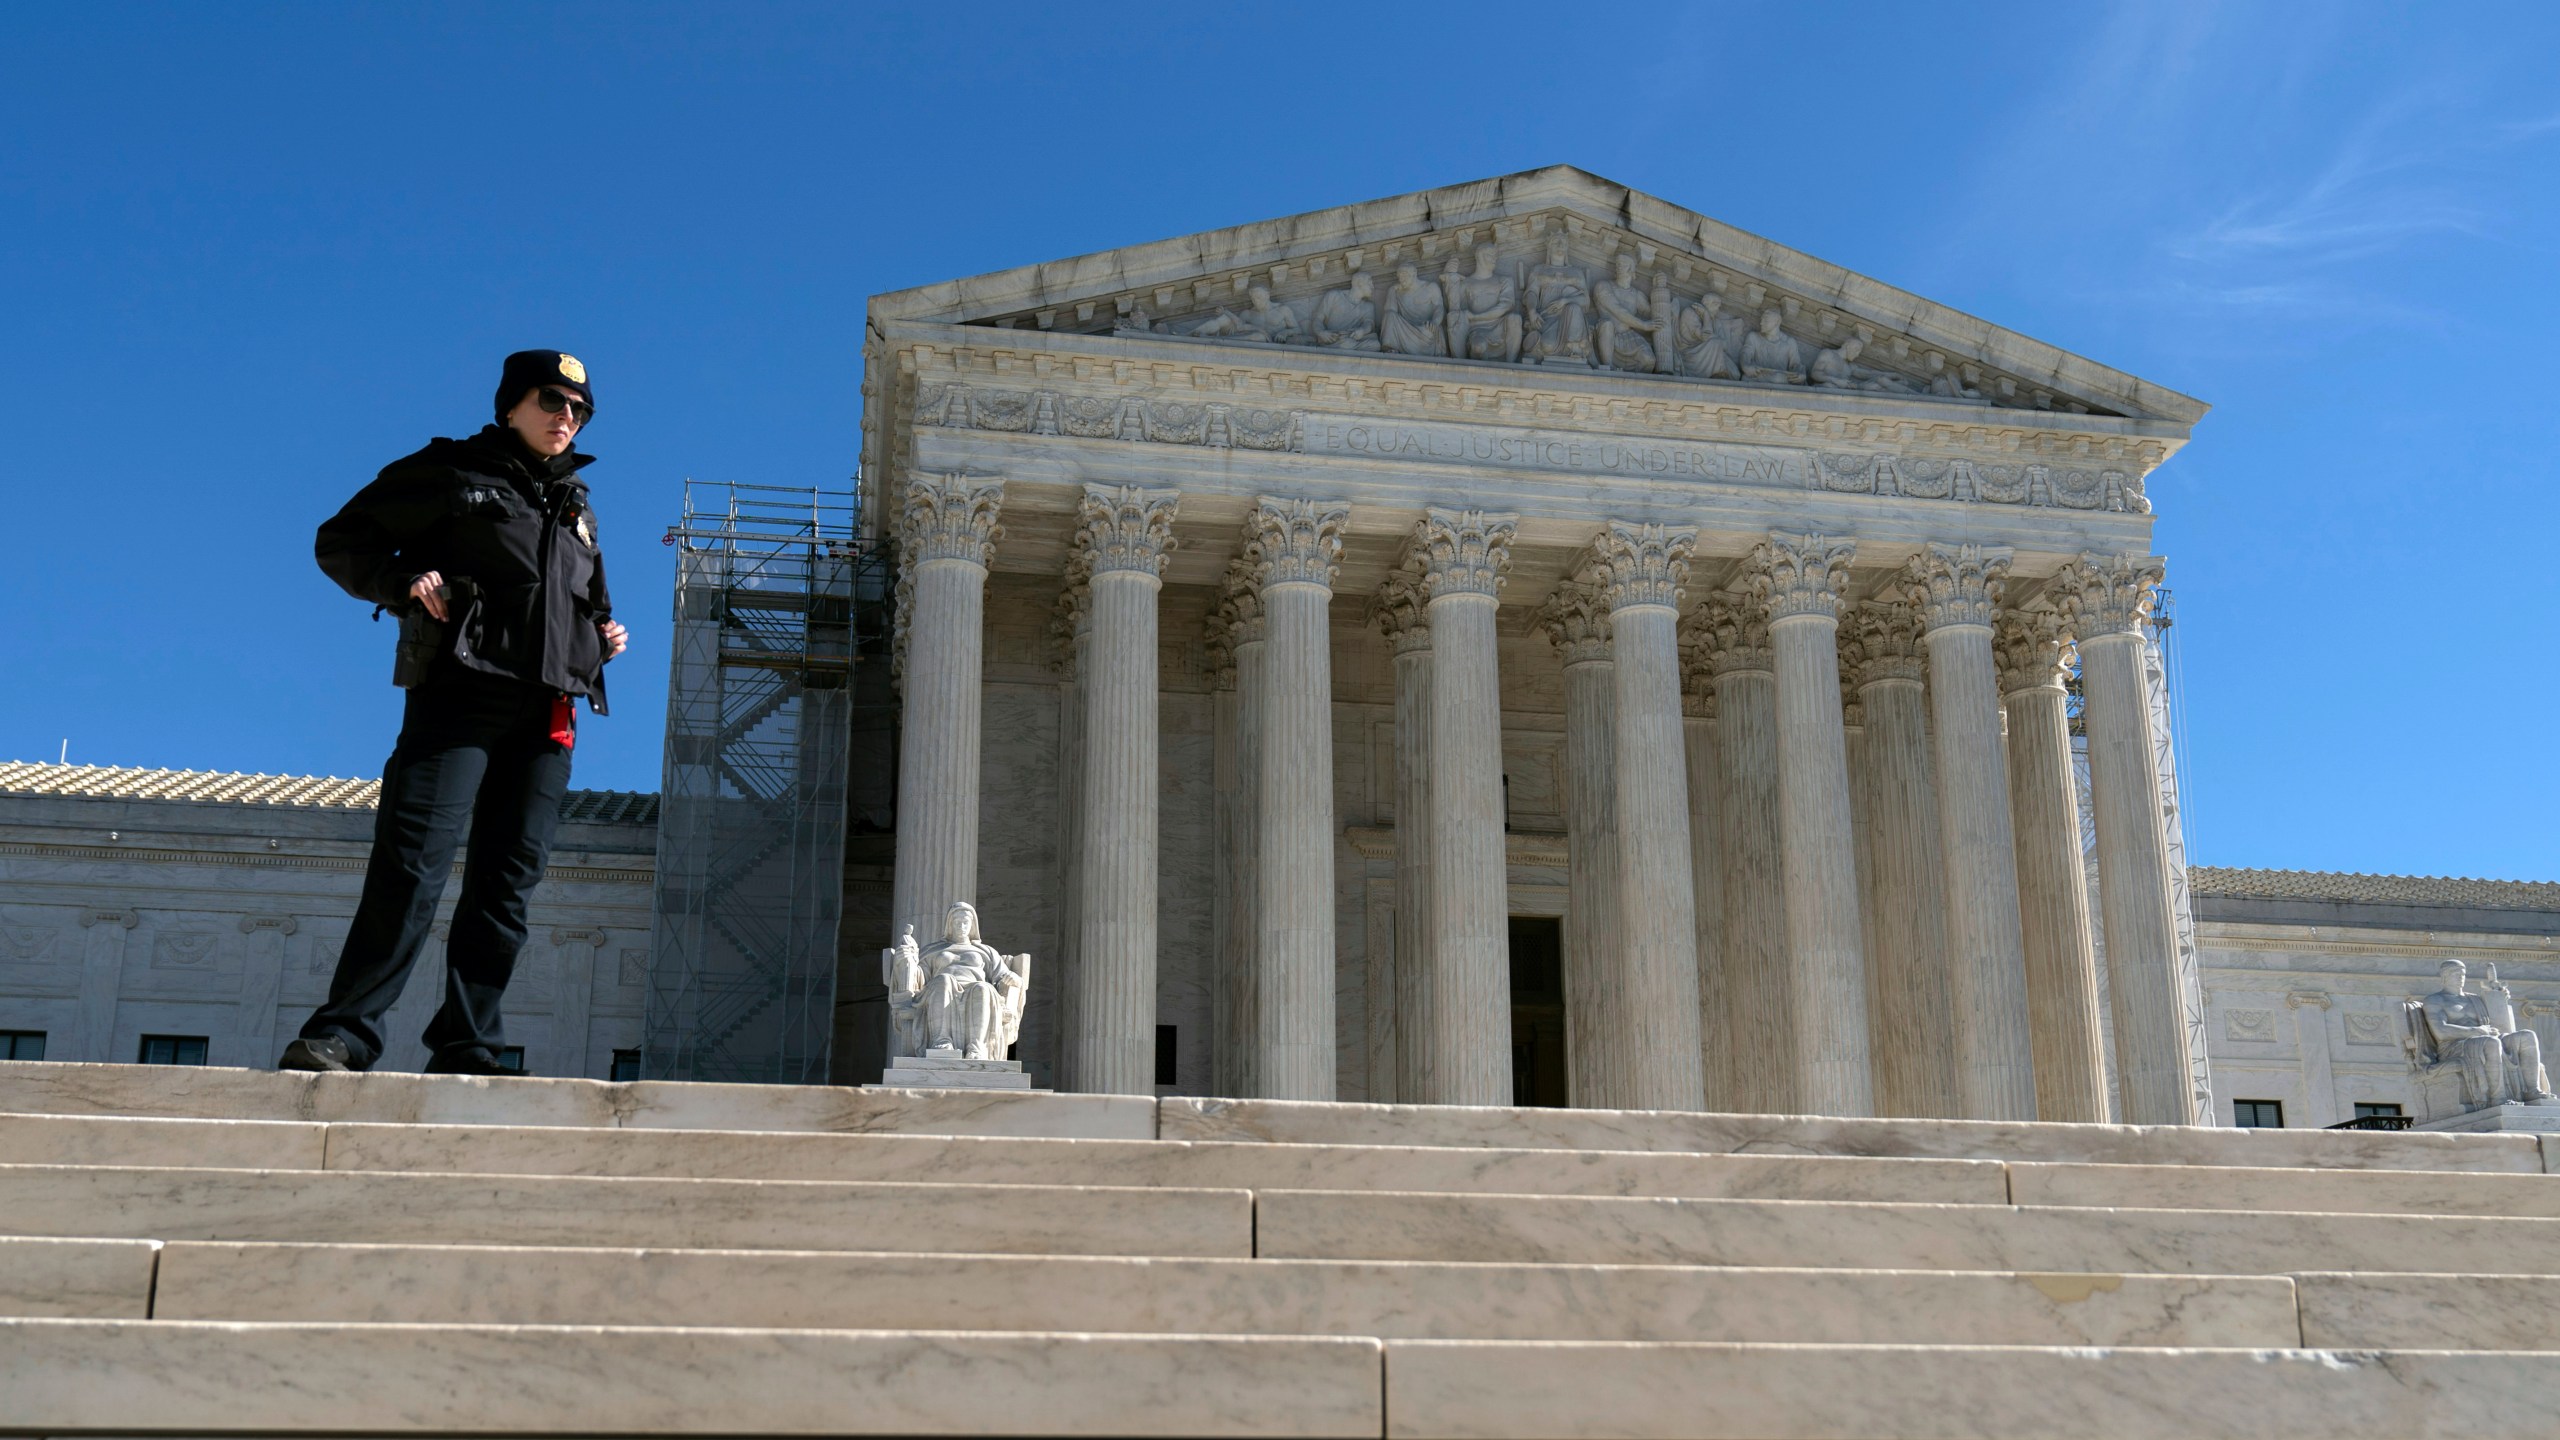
top-left (1508, 915), bottom-right (1568, 1107)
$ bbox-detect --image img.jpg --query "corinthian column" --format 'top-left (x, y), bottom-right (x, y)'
top-left (1839, 599), bottom-right (1958, 1118)
top-left (1692, 596), bottom-right (1789, 1113)
top-left (1747, 532), bottom-right (1873, 1117)
top-left (1049, 578), bottom-right (1090, 1086)
top-left (1210, 565), bottom-right (1265, 1099)
top-left (1409, 508), bottom-right (1518, 1106)
top-left (1063, 485), bottom-right (1177, 1095)
top-left (1538, 578), bottom-right (1621, 1109)
top-left (1680, 667), bottom-right (1729, 1111)
top-left (891, 474), bottom-right (1003, 944)
top-left (1374, 570), bottom-right (1434, 1106)
top-left (1247, 497), bottom-right (1350, 1100)
top-left (2054, 553), bottom-right (2196, 1125)
top-left (1906, 544), bottom-right (2037, 1121)
top-left (1996, 609), bottom-right (2109, 1123)
top-left (1589, 524), bottom-right (1707, 1111)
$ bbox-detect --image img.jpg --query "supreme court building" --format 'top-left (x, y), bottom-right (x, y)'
top-left (857, 167), bottom-right (2212, 1125)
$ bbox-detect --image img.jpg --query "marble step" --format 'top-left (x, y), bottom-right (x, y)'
top-left (1380, 1339), bottom-right (2560, 1439)
top-left (2012, 1158), bottom-right (2560, 1218)
top-left (1165, 1095), bottom-right (2559, 1174)
top-left (0, 1112), bottom-right (2004, 1205)
top-left (122, 1240), bottom-right (2295, 1348)
top-left (0, 1060), bottom-right (1151, 1138)
top-left (0, 1164), bottom-right (1251, 1256)
top-left (0, 1319), bottom-right (1382, 1438)
top-left (1256, 1188), bottom-right (2560, 1276)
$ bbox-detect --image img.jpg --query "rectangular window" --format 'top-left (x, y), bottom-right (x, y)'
top-left (610, 1048), bottom-right (642, 1082)
top-left (0, 1031), bottom-right (46, 1061)
top-left (1155, 1025), bottom-right (1177, 1086)
top-left (137, 1035), bottom-right (209, 1066)
top-left (496, 1047), bottom-right (526, 1073)
top-left (2232, 1098), bottom-right (2284, 1129)
top-left (2353, 1102), bottom-right (2404, 1119)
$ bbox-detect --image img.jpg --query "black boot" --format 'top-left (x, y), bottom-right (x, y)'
top-left (277, 1036), bottom-right (354, 1073)
top-left (424, 1046), bottom-right (518, 1077)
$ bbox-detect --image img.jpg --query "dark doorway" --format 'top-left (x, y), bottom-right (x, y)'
top-left (1508, 915), bottom-right (1568, 1107)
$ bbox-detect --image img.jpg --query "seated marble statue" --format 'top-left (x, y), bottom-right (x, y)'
top-left (1186, 285), bottom-right (1302, 344)
top-left (1738, 308), bottom-right (1808, 384)
top-left (1519, 233), bottom-right (1594, 367)
top-left (1924, 352), bottom-right (1983, 400)
top-left (1811, 334), bottom-right (1893, 389)
top-left (1110, 305), bottom-right (1161, 337)
top-left (2404, 959), bottom-right (2556, 1112)
top-left (1379, 261), bottom-right (1447, 356)
top-left (1670, 296), bottom-right (1740, 380)
top-left (1590, 253), bottom-right (1665, 373)
top-left (1310, 272), bottom-right (1380, 350)
top-left (1440, 245), bottom-right (1522, 363)
top-left (902, 901), bottom-right (1033, 1061)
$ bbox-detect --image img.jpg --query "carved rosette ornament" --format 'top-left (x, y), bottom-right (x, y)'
top-left (1246, 497), bottom-right (1351, 590)
top-left (1072, 484), bottom-right (1179, 577)
top-left (1747, 531), bottom-right (1857, 622)
top-left (1409, 508), bottom-right (1519, 600)
top-left (1992, 609), bottom-right (2073, 695)
top-left (1904, 543), bottom-right (2014, 632)
top-left (1839, 600), bottom-right (1927, 688)
top-left (2050, 551), bottom-right (2167, 640)
top-left (1687, 595), bottom-right (1773, 677)
top-left (1589, 522), bottom-right (1698, 612)
top-left (1370, 568), bottom-right (1433, 657)
top-left (1535, 578), bottom-right (1613, 666)
top-left (901, 474), bottom-right (1006, 569)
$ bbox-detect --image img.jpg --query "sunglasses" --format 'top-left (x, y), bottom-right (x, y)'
top-left (536, 387), bottom-right (594, 426)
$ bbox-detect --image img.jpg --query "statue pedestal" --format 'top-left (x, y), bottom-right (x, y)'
top-left (877, 1052), bottom-right (1039, 1091)
top-left (2413, 1102), bottom-right (2560, 1134)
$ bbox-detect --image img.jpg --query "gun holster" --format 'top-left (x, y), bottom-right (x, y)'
top-left (391, 579), bottom-right (477, 689)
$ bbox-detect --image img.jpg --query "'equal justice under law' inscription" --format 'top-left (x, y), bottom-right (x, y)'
top-left (1299, 413), bottom-right (1806, 488)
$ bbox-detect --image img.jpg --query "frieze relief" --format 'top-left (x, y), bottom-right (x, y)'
top-left (914, 380), bottom-right (2149, 514)
top-left (973, 215), bottom-right (2105, 416)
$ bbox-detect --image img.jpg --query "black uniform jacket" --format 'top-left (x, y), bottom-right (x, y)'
top-left (315, 426), bottom-right (614, 713)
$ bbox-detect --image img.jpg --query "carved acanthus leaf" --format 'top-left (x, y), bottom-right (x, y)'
top-left (1245, 497), bottom-right (1351, 590)
top-left (1071, 485), bottom-right (1179, 578)
top-left (1746, 531), bottom-right (1856, 622)
top-left (1993, 608), bottom-right (2073, 694)
top-left (1839, 600), bottom-right (1927, 688)
top-left (1588, 522), bottom-right (1697, 611)
top-left (1408, 508), bottom-right (1518, 600)
top-left (901, 474), bottom-right (1005, 568)
top-left (1370, 568), bottom-right (1433, 656)
top-left (2051, 551), bottom-right (2166, 640)
top-left (1534, 578), bottom-right (1613, 665)
top-left (1687, 594), bottom-right (1773, 676)
top-left (1904, 543), bottom-right (2013, 631)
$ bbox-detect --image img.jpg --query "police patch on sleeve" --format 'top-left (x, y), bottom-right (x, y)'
top-left (557, 355), bottom-right (587, 384)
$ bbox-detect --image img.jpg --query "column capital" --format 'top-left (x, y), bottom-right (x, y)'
top-left (1839, 670), bottom-right (1865, 728)
top-left (1049, 576), bottom-right (1092, 677)
top-left (902, 473), bottom-right (1005, 568)
top-left (1247, 496), bottom-right (1351, 591)
top-left (1410, 508), bottom-right (1519, 600)
top-left (1371, 567), bottom-right (1434, 657)
top-left (1839, 599), bottom-right (1926, 688)
top-left (1534, 578), bottom-right (1613, 666)
top-left (1205, 559), bottom-right (1265, 688)
top-left (1748, 531), bottom-right (1856, 622)
top-left (2051, 551), bottom-right (2167, 640)
top-left (1992, 609), bottom-right (2072, 696)
top-left (1686, 595), bottom-right (1773, 677)
top-left (1904, 542), bottom-right (2014, 631)
top-left (1590, 522), bottom-right (1698, 612)
top-left (1073, 484), bottom-right (1179, 578)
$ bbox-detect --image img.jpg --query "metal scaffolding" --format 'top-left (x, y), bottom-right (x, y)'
top-left (643, 481), bottom-right (859, 1084)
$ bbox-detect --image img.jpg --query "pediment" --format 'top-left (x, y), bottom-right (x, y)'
top-left (868, 166), bottom-right (2205, 426)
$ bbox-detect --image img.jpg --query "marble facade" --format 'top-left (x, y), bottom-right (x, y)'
top-left (0, 763), bottom-right (657, 1076)
top-left (861, 167), bottom-right (2213, 1120)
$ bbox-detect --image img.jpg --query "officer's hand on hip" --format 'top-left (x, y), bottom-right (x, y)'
top-left (601, 620), bottom-right (628, 660)
top-left (409, 572), bottom-right (450, 621)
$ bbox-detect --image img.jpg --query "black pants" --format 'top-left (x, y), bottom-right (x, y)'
top-left (299, 677), bottom-right (573, 1069)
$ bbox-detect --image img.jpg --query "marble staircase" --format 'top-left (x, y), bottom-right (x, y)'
top-left (4, 1061), bottom-right (2559, 1437)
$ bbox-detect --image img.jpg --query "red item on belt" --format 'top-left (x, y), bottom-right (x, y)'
top-left (550, 695), bottom-right (577, 749)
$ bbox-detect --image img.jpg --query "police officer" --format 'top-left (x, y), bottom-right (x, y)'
top-left (278, 351), bottom-right (628, 1075)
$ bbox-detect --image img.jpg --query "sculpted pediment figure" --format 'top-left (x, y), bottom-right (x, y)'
top-left (1442, 244), bottom-right (1524, 363)
top-left (1739, 307), bottom-right (1807, 385)
top-left (1380, 261), bottom-right (1447, 356)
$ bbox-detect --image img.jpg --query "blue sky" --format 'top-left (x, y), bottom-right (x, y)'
top-left (3, 3), bottom-right (2554, 878)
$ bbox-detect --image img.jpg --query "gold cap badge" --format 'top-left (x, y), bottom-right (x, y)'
top-left (557, 355), bottom-right (587, 384)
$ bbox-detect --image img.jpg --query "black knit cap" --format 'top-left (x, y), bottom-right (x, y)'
top-left (493, 350), bottom-right (595, 421)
